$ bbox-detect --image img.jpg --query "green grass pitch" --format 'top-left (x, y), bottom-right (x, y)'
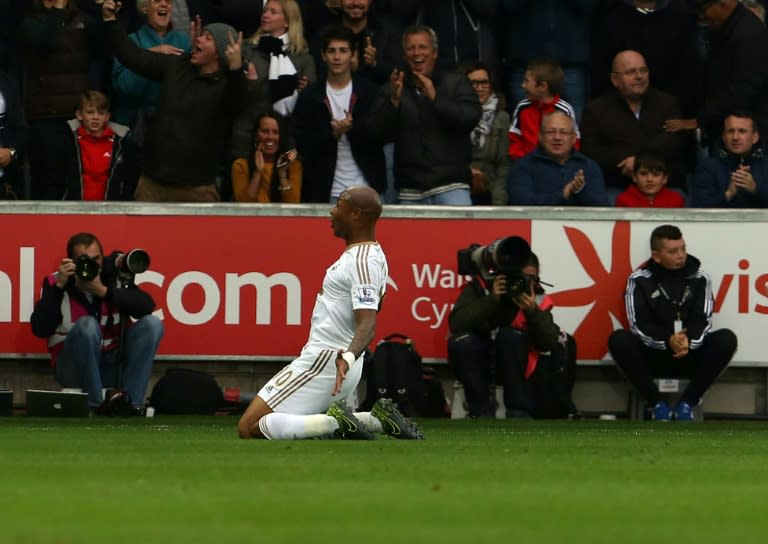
top-left (2, 416), bottom-right (768, 543)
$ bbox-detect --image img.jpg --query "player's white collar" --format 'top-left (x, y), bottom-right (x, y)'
top-left (345, 241), bottom-right (380, 251)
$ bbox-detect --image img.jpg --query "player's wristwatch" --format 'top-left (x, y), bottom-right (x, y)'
top-left (340, 351), bottom-right (356, 368)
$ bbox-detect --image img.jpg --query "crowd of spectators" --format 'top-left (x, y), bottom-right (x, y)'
top-left (2, 0), bottom-right (768, 207)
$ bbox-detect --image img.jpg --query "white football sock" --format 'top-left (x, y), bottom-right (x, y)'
top-left (258, 413), bottom-right (338, 440)
top-left (354, 411), bottom-right (384, 434)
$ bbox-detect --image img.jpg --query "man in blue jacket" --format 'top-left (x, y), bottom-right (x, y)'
top-left (507, 110), bottom-right (610, 206)
top-left (691, 112), bottom-right (768, 207)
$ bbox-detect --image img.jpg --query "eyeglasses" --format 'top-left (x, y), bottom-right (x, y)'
top-left (541, 128), bottom-right (575, 137)
top-left (612, 67), bottom-right (649, 77)
top-left (469, 79), bottom-right (490, 87)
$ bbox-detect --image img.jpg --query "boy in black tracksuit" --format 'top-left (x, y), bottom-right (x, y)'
top-left (608, 224), bottom-right (737, 420)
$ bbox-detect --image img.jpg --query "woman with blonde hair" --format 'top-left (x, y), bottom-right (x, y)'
top-left (245, 0), bottom-right (315, 115)
top-left (231, 0), bottom-right (316, 159)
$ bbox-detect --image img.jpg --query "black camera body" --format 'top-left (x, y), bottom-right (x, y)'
top-left (504, 273), bottom-right (533, 299)
top-left (457, 236), bottom-right (539, 301)
top-left (74, 249), bottom-right (150, 286)
top-left (74, 254), bottom-right (100, 281)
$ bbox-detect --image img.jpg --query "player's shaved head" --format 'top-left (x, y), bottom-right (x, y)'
top-left (334, 186), bottom-right (382, 244)
top-left (344, 186), bottom-right (382, 222)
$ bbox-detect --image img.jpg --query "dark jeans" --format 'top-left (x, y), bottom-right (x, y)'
top-left (608, 329), bottom-right (737, 406)
top-left (55, 315), bottom-right (164, 407)
top-left (448, 327), bottom-right (576, 418)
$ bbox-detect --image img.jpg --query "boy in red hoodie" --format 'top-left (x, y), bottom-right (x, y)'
top-left (508, 57), bottom-right (579, 161)
top-left (615, 150), bottom-right (686, 208)
top-left (63, 91), bottom-right (130, 200)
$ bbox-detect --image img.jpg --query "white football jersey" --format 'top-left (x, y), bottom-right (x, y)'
top-left (303, 241), bottom-right (388, 351)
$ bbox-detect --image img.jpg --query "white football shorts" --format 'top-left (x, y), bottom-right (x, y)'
top-left (257, 348), bottom-right (364, 414)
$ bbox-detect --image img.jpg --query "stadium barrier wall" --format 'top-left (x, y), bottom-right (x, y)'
top-left (3, 203), bottom-right (767, 363)
top-left (1, 203), bottom-right (767, 414)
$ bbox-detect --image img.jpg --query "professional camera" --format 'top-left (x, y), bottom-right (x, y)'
top-left (457, 236), bottom-right (535, 299)
top-left (74, 254), bottom-right (100, 281)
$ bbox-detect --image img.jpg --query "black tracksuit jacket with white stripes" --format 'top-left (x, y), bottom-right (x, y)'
top-left (624, 255), bottom-right (712, 351)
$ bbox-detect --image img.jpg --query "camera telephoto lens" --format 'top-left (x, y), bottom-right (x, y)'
top-left (123, 249), bottom-right (150, 275)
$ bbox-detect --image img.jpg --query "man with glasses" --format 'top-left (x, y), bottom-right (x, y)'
top-left (665, 0), bottom-right (768, 149)
top-left (581, 50), bottom-right (690, 202)
top-left (590, 0), bottom-right (700, 117)
top-left (507, 110), bottom-right (610, 206)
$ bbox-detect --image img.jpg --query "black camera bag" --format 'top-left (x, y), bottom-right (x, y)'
top-left (360, 333), bottom-right (447, 417)
top-left (148, 368), bottom-right (224, 415)
top-left (529, 333), bottom-right (579, 419)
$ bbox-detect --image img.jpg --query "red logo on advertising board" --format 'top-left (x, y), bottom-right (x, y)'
top-left (549, 222), bottom-right (633, 358)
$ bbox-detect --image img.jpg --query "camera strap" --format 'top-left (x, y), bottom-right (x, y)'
top-left (473, 275), bottom-right (492, 295)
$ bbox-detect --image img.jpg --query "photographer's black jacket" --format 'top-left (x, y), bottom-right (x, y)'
top-left (448, 279), bottom-right (560, 354)
top-left (624, 255), bottom-right (711, 351)
top-left (30, 252), bottom-right (156, 339)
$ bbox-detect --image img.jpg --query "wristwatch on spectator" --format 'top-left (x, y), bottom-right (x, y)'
top-left (8, 148), bottom-right (16, 162)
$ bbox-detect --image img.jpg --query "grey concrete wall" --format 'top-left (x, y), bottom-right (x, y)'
top-left (2, 359), bottom-right (765, 418)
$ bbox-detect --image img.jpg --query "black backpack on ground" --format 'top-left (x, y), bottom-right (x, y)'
top-left (148, 368), bottom-right (224, 415)
top-left (528, 333), bottom-right (579, 419)
top-left (360, 333), bottom-right (448, 418)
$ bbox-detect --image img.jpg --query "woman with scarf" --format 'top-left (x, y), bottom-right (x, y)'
top-left (231, 0), bottom-right (315, 160)
top-left (460, 61), bottom-right (510, 205)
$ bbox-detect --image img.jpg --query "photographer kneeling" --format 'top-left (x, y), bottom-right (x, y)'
top-left (30, 232), bottom-right (163, 415)
top-left (448, 237), bottom-right (578, 419)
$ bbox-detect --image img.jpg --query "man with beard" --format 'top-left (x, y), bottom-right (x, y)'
top-left (310, 0), bottom-right (402, 85)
